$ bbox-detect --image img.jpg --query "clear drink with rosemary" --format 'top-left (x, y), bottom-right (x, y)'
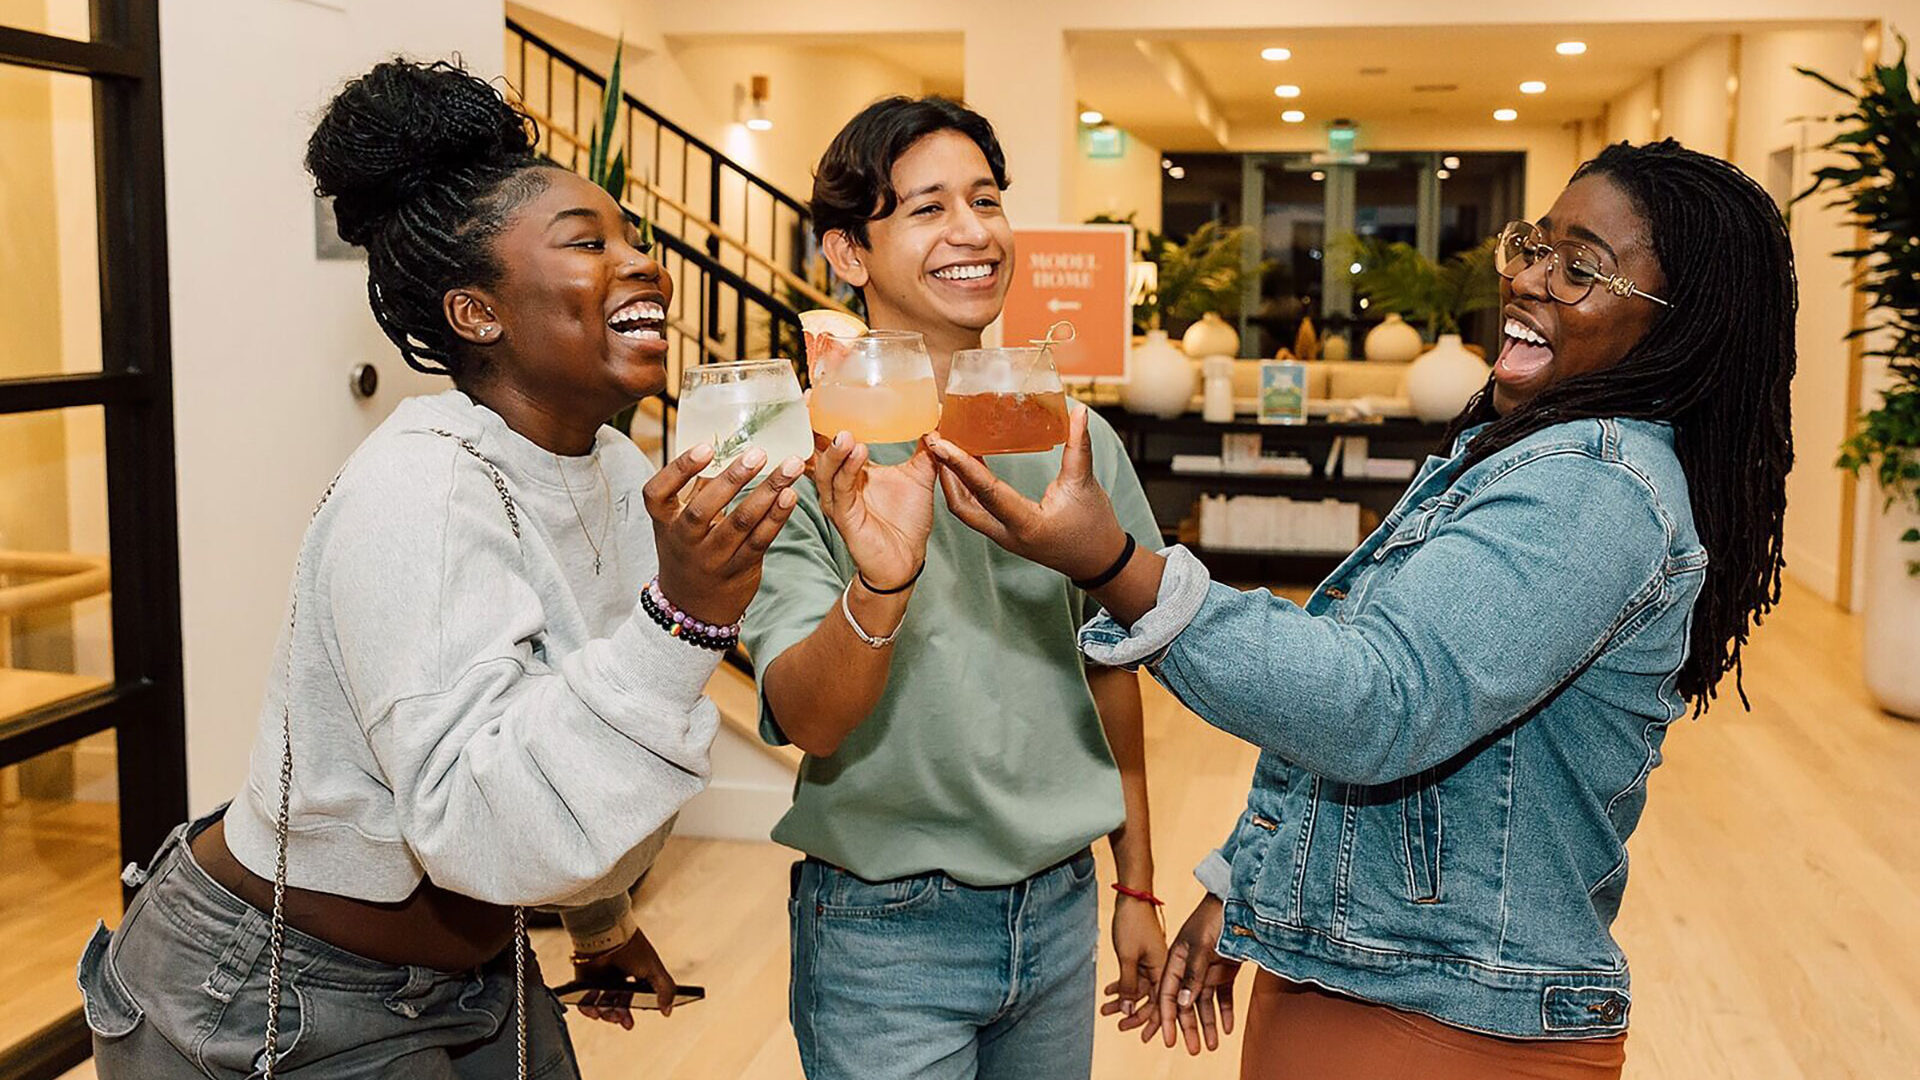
top-left (675, 359), bottom-right (812, 479)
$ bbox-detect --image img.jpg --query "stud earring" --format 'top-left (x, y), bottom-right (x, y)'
top-left (480, 326), bottom-right (496, 338)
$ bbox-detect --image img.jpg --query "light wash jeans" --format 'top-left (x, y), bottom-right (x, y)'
top-left (77, 806), bottom-right (581, 1079)
top-left (788, 850), bottom-right (1098, 1080)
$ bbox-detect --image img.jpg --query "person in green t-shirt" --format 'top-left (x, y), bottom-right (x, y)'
top-left (742, 96), bottom-right (1167, 1080)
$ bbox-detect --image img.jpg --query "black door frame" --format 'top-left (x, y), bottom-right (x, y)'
top-left (0, 3), bottom-right (185, 1078)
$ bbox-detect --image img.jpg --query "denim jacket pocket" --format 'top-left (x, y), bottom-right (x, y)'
top-left (77, 921), bottom-right (144, 1040)
top-left (1371, 495), bottom-right (1458, 562)
top-left (1399, 773), bottom-right (1444, 903)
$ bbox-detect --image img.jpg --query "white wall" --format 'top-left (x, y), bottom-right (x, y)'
top-left (1663, 36), bottom-right (1736, 156)
top-left (1072, 126), bottom-right (1165, 231)
top-left (1736, 28), bottom-right (1874, 603)
top-left (162, 0), bottom-right (505, 811)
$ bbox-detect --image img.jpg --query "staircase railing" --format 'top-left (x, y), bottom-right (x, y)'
top-left (505, 17), bottom-right (850, 319)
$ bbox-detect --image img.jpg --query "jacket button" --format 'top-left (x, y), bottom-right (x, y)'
top-left (1230, 926), bottom-right (1255, 938)
top-left (1250, 815), bottom-right (1278, 831)
top-left (1324, 587), bottom-right (1347, 600)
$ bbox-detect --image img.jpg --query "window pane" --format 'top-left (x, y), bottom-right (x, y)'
top-left (1, 406), bottom-right (113, 725)
top-left (1252, 156), bottom-right (1325, 360)
top-left (0, 735), bottom-right (121, 1046)
top-left (0, 1), bottom-right (92, 42)
top-left (0, 63), bottom-right (103, 379)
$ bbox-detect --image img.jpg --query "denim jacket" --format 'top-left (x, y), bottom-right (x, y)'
top-left (1082, 418), bottom-right (1707, 1039)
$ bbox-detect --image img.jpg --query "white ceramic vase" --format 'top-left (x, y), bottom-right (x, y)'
top-left (1862, 491), bottom-right (1920, 720)
top-left (1123, 330), bottom-right (1196, 417)
top-left (1182, 312), bottom-right (1241, 358)
top-left (1365, 313), bottom-right (1425, 363)
top-left (1405, 334), bottom-right (1489, 422)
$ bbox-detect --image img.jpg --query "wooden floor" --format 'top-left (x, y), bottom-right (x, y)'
top-left (46, 580), bottom-right (1920, 1078)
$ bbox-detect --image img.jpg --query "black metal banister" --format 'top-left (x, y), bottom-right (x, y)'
top-left (505, 16), bottom-right (810, 216)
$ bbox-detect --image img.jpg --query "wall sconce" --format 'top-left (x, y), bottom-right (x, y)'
top-left (745, 75), bottom-right (772, 131)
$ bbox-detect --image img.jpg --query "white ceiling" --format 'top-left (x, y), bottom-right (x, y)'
top-left (1072, 23), bottom-right (1752, 149)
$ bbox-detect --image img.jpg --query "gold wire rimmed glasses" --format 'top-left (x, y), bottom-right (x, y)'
top-left (1495, 221), bottom-right (1672, 309)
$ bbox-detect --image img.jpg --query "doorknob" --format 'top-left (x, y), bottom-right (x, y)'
top-left (349, 362), bottom-right (379, 399)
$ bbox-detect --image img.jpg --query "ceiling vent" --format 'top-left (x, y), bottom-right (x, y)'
top-left (1412, 83), bottom-right (1460, 93)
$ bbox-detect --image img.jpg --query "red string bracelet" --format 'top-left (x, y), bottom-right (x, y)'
top-left (1112, 883), bottom-right (1165, 907)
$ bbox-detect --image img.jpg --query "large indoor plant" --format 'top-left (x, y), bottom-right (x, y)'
top-left (1087, 213), bottom-right (1262, 337)
top-left (1799, 40), bottom-right (1920, 718)
top-left (1336, 233), bottom-right (1501, 341)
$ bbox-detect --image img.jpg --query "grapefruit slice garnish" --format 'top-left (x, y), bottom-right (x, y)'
top-left (799, 308), bottom-right (866, 376)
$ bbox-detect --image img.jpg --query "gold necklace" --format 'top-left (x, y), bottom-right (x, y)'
top-left (555, 451), bottom-right (613, 575)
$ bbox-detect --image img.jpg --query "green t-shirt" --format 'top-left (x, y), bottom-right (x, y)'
top-left (742, 409), bottom-right (1161, 887)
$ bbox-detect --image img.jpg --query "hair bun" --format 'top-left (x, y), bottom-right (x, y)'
top-left (307, 59), bottom-right (536, 247)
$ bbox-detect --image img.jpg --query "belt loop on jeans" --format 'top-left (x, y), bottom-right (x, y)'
top-left (385, 966), bottom-right (439, 1019)
top-left (201, 907), bottom-right (270, 1004)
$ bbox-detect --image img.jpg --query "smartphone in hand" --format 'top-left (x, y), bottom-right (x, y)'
top-left (551, 974), bottom-right (706, 1011)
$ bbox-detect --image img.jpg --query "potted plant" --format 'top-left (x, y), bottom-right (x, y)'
top-left (1336, 234), bottom-right (1501, 420)
top-left (1800, 40), bottom-right (1920, 718)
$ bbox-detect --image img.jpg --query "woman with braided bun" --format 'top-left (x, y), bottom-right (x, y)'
top-left (927, 139), bottom-right (1796, 1079)
top-left (76, 59), bottom-right (805, 1078)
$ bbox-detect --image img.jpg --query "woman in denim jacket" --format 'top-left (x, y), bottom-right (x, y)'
top-left (927, 140), bottom-right (1795, 1078)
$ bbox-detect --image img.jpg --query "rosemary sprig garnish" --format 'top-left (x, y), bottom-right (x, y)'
top-left (712, 401), bottom-right (792, 461)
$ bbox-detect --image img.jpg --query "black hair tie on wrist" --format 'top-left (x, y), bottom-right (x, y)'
top-left (1072, 533), bottom-right (1137, 591)
top-left (858, 561), bottom-right (925, 596)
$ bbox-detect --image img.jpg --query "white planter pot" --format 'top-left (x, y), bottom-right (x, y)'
top-left (1405, 335), bottom-right (1490, 422)
top-left (1364, 313), bottom-right (1424, 362)
top-left (1123, 330), bottom-right (1196, 417)
top-left (1862, 489), bottom-right (1920, 720)
top-left (1182, 312), bottom-right (1241, 358)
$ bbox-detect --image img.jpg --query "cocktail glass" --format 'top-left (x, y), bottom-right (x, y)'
top-left (937, 346), bottom-right (1070, 455)
top-left (804, 329), bottom-right (942, 444)
top-left (674, 359), bottom-right (812, 479)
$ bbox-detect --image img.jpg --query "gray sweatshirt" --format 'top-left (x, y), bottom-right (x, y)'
top-left (223, 390), bottom-right (720, 932)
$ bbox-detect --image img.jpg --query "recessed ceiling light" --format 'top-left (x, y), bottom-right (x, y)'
top-left (1262, 47), bottom-right (1292, 61)
top-left (1161, 158), bottom-right (1173, 170)
top-left (1556, 41), bottom-right (1588, 56)
top-left (1436, 168), bottom-right (1452, 179)
top-left (1311, 170), bottom-right (1326, 181)
top-left (1079, 109), bottom-right (1105, 125)
top-left (1274, 84), bottom-right (1302, 99)
top-left (1494, 108), bottom-right (1519, 122)
top-left (1282, 109), bottom-right (1306, 123)
top-left (1520, 81), bottom-right (1547, 94)
top-left (746, 117), bottom-right (773, 132)
top-left (1349, 261), bottom-right (1364, 275)
top-left (1443, 155), bottom-right (1461, 169)
top-left (1167, 165), bottom-right (1187, 179)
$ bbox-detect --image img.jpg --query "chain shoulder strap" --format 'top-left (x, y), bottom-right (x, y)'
top-left (262, 429), bottom-right (530, 1080)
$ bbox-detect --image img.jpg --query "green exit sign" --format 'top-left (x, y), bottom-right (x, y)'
top-left (1327, 123), bottom-right (1358, 154)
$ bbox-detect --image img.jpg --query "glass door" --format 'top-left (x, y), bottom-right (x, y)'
top-left (0, 3), bottom-right (185, 1077)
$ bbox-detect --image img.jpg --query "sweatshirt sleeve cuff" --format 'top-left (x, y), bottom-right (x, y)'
top-left (560, 892), bottom-right (639, 956)
top-left (606, 612), bottom-right (727, 713)
top-left (1078, 545), bottom-right (1212, 669)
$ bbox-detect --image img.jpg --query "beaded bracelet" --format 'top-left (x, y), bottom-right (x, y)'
top-left (641, 577), bottom-right (741, 652)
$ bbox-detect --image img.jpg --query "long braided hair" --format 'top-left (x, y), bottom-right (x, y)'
top-left (306, 59), bottom-right (550, 378)
top-left (1447, 139), bottom-right (1796, 712)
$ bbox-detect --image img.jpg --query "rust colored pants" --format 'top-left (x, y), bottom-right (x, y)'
top-left (1240, 970), bottom-right (1626, 1080)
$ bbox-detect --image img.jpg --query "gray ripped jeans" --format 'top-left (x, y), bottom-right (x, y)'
top-left (77, 805), bottom-right (581, 1079)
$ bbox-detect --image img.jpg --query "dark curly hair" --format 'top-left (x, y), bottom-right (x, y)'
top-left (306, 59), bottom-right (551, 377)
top-left (1448, 139), bottom-right (1796, 712)
top-left (809, 95), bottom-right (1009, 248)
